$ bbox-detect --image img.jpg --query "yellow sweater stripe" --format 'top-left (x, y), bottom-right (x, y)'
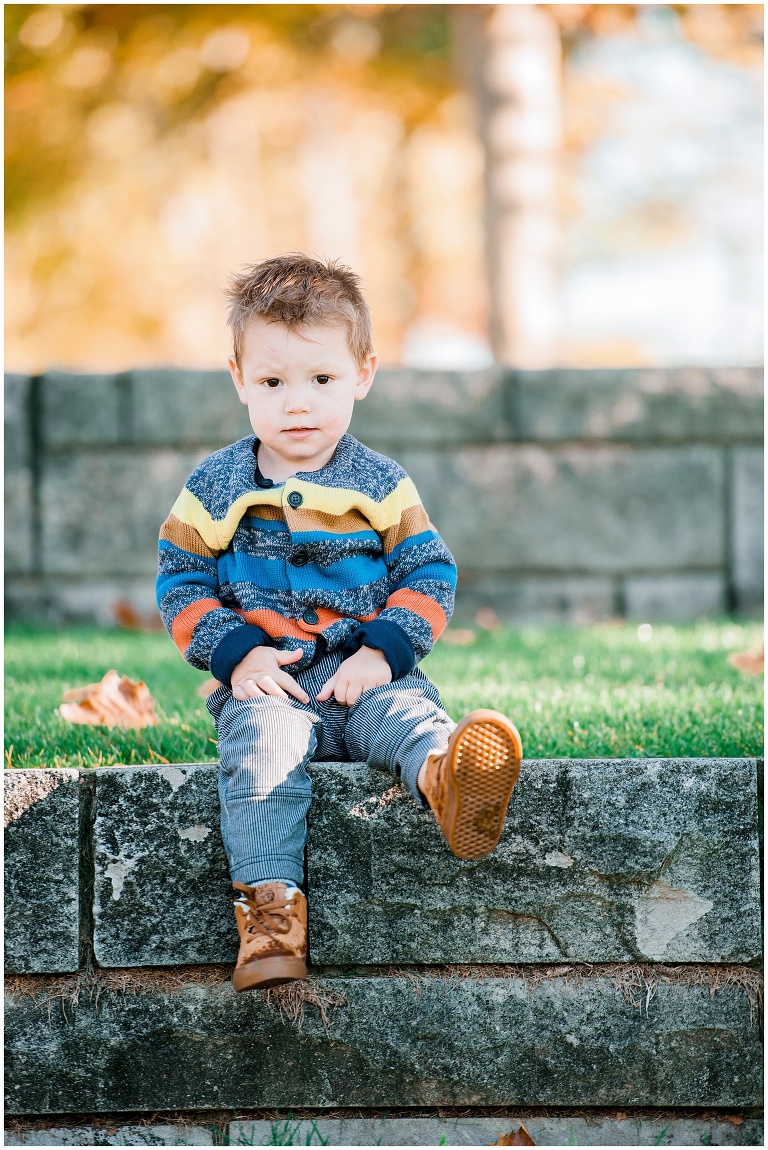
top-left (171, 476), bottom-right (422, 552)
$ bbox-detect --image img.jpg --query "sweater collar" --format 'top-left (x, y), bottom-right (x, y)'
top-left (244, 432), bottom-right (356, 492)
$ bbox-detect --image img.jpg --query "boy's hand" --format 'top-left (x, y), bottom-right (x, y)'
top-left (316, 645), bottom-right (392, 707)
top-left (231, 646), bottom-right (310, 704)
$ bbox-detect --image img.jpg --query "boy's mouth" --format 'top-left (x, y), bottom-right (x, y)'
top-left (284, 427), bottom-right (317, 438)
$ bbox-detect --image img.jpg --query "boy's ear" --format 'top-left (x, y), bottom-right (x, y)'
top-left (354, 353), bottom-right (377, 400)
top-left (228, 356), bottom-right (248, 405)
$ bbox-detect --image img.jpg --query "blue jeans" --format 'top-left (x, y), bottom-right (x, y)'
top-left (206, 650), bottom-right (454, 887)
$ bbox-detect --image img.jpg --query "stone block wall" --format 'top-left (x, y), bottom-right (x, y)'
top-left (4, 758), bottom-right (763, 1122)
top-left (4, 367), bottom-right (763, 625)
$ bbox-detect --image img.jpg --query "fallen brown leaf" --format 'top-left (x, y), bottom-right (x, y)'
top-left (615, 1111), bottom-right (627, 1122)
top-left (60, 670), bottom-right (158, 729)
top-left (726, 1116), bottom-right (744, 1127)
top-left (475, 606), bottom-right (503, 631)
top-left (441, 628), bottom-right (476, 646)
top-left (112, 599), bottom-right (164, 632)
top-left (491, 1125), bottom-right (535, 1146)
top-left (728, 644), bottom-right (764, 675)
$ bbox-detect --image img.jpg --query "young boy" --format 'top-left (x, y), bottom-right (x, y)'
top-left (157, 255), bottom-right (522, 991)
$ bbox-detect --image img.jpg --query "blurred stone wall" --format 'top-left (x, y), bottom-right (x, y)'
top-left (4, 367), bottom-right (762, 627)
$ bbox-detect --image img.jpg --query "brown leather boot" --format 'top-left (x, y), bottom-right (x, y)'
top-left (421, 709), bottom-right (522, 860)
top-left (231, 881), bottom-right (308, 991)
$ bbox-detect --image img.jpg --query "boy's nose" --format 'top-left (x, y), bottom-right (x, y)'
top-left (284, 388), bottom-right (311, 413)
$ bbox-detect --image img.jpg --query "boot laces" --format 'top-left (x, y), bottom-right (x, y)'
top-left (236, 893), bottom-right (294, 937)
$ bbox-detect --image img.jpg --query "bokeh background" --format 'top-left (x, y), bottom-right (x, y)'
top-left (4, 3), bottom-right (763, 632)
top-left (5, 3), bottom-right (764, 372)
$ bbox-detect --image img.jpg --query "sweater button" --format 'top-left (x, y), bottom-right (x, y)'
top-left (287, 491), bottom-right (303, 508)
top-left (254, 473), bottom-right (273, 488)
top-left (302, 608), bottom-right (319, 626)
top-left (291, 551), bottom-right (309, 567)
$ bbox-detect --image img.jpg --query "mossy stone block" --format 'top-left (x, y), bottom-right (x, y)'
top-left (307, 758), bottom-right (762, 965)
top-left (5, 972), bottom-right (761, 1113)
top-left (4, 770), bottom-right (81, 974)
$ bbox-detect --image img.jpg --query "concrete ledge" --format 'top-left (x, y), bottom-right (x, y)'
top-left (5, 1115), bottom-right (764, 1146)
top-left (230, 1115), bottom-right (765, 1147)
top-left (89, 757), bottom-right (762, 967)
top-left (5, 759), bottom-right (761, 972)
top-left (4, 969), bottom-right (762, 1113)
top-left (5, 1125), bottom-right (214, 1146)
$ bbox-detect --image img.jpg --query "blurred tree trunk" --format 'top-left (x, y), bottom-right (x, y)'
top-left (455, 5), bottom-right (562, 366)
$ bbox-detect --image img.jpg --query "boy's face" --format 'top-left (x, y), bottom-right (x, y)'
top-left (229, 318), bottom-right (376, 479)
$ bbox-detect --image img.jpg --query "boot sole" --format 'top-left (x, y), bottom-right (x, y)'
top-left (232, 955), bottom-right (308, 992)
top-left (439, 709), bottom-right (522, 860)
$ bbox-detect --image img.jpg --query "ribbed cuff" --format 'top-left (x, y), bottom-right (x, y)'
top-left (210, 625), bottom-right (270, 686)
top-left (341, 620), bottom-right (416, 680)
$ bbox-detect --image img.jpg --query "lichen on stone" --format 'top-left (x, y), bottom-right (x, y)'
top-left (4, 771), bottom-right (65, 828)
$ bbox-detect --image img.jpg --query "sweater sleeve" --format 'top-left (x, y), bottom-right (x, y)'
top-left (341, 478), bottom-right (457, 677)
top-left (157, 508), bottom-right (269, 684)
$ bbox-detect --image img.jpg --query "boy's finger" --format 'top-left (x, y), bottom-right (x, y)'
top-left (316, 674), bottom-right (337, 702)
top-left (276, 673), bottom-right (310, 704)
top-left (275, 647), bottom-right (304, 666)
top-left (233, 679), bottom-right (267, 699)
top-left (250, 675), bottom-right (288, 698)
top-left (334, 679), bottom-right (355, 707)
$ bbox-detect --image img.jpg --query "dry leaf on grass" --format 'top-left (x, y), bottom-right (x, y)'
top-left (475, 606), bottom-right (503, 631)
top-left (491, 1124), bottom-right (536, 1146)
top-left (112, 599), bottom-right (164, 632)
top-left (728, 644), bottom-right (764, 675)
top-left (60, 670), bottom-right (158, 729)
top-left (441, 628), bottom-right (476, 646)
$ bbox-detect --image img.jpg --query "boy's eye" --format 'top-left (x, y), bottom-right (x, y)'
top-left (263, 378), bottom-right (281, 388)
top-left (315, 375), bottom-right (331, 385)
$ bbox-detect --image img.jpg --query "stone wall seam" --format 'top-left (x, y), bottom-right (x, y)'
top-left (723, 445), bottom-right (736, 613)
top-left (78, 770), bottom-right (97, 970)
top-left (28, 375), bottom-right (43, 575)
top-left (115, 372), bottom-right (135, 445)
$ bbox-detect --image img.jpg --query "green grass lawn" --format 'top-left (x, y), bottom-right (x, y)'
top-left (4, 620), bottom-right (763, 770)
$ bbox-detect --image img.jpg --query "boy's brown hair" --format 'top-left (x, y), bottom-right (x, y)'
top-left (225, 253), bottom-right (373, 368)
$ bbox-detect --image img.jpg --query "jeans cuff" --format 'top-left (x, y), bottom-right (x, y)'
top-left (230, 857), bottom-right (305, 888)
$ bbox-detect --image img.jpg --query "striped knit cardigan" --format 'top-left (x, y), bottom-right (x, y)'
top-left (157, 433), bottom-right (457, 685)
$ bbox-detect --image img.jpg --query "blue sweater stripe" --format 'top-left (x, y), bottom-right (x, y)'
top-left (218, 550), bottom-right (390, 593)
top-left (156, 568), bottom-right (219, 603)
top-left (398, 562), bottom-right (458, 591)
